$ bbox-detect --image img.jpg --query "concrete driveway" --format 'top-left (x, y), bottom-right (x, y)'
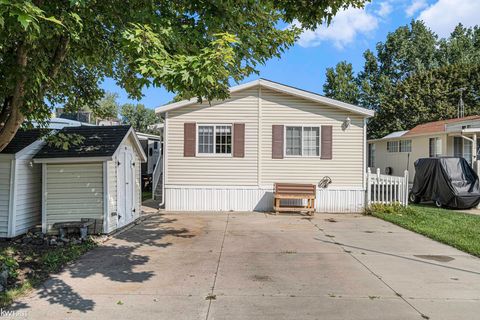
top-left (10, 212), bottom-right (480, 320)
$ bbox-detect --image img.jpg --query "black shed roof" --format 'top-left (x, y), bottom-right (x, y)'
top-left (1, 129), bottom-right (46, 154)
top-left (34, 125), bottom-right (132, 159)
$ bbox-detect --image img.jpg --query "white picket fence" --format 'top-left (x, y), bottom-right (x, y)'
top-left (366, 168), bottom-right (409, 206)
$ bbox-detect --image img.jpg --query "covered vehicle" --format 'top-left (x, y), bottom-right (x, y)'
top-left (409, 157), bottom-right (480, 209)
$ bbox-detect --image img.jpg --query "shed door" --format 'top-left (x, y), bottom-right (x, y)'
top-left (117, 145), bottom-right (135, 228)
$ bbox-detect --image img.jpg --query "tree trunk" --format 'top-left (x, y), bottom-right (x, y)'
top-left (0, 45), bottom-right (28, 152)
top-left (0, 35), bottom-right (69, 152)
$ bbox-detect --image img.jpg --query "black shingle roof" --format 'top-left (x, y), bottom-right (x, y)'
top-left (1, 129), bottom-right (46, 154)
top-left (34, 125), bottom-right (131, 159)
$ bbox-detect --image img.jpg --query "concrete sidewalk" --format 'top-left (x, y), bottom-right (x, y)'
top-left (9, 212), bottom-right (480, 319)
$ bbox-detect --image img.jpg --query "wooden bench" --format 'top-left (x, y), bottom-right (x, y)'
top-left (273, 183), bottom-right (316, 215)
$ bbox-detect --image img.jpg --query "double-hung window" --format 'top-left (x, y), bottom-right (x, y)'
top-left (368, 143), bottom-right (376, 167)
top-left (285, 126), bottom-right (320, 157)
top-left (387, 141), bottom-right (399, 152)
top-left (399, 140), bottom-right (411, 152)
top-left (429, 137), bottom-right (442, 157)
top-left (198, 124), bottom-right (232, 155)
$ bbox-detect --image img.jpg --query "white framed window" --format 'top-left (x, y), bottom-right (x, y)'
top-left (387, 141), bottom-right (399, 152)
top-left (197, 124), bottom-right (232, 155)
top-left (285, 126), bottom-right (320, 157)
top-left (399, 140), bottom-right (412, 152)
top-left (429, 137), bottom-right (442, 157)
top-left (368, 143), bottom-right (375, 167)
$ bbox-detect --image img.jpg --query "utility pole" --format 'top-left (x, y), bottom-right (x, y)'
top-left (457, 87), bottom-right (466, 118)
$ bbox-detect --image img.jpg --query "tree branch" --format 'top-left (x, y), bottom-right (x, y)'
top-left (0, 44), bottom-right (29, 151)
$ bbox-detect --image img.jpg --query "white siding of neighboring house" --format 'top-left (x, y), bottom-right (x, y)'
top-left (45, 163), bottom-right (104, 233)
top-left (164, 86), bottom-right (367, 212)
top-left (0, 158), bottom-right (11, 237)
top-left (369, 133), bottom-right (447, 182)
top-left (14, 142), bottom-right (44, 236)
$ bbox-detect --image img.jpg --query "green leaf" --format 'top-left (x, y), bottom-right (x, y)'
top-left (41, 15), bottom-right (63, 26)
top-left (17, 14), bottom-right (32, 30)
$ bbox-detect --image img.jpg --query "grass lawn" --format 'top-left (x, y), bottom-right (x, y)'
top-left (367, 204), bottom-right (480, 257)
top-left (142, 190), bottom-right (152, 202)
top-left (0, 240), bottom-right (97, 307)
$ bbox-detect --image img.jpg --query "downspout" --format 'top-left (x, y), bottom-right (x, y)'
top-left (363, 118), bottom-right (367, 190)
top-left (158, 112), bottom-right (167, 208)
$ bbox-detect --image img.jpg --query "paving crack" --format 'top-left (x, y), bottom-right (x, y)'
top-left (205, 213), bottom-right (230, 320)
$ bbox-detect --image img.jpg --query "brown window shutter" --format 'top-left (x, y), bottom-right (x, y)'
top-left (272, 125), bottom-right (284, 159)
top-left (233, 123), bottom-right (245, 158)
top-left (321, 125), bottom-right (333, 159)
top-left (184, 123), bottom-right (196, 157)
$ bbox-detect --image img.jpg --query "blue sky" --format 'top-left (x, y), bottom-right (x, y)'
top-left (101, 0), bottom-right (479, 109)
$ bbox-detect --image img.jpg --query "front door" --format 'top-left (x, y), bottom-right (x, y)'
top-left (117, 145), bottom-right (135, 228)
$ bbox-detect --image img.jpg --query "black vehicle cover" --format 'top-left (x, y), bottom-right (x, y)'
top-left (411, 157), bottom-right (480, 209)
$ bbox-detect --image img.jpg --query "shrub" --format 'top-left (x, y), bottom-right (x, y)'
top-left (364, 203), bottom-right (416, 216)
top-left (0, 249), bottom-right (19, 280)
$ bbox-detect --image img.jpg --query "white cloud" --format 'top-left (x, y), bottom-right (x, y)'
top-left (295, 6), bottom-right (379, 49)
top-left (417, 0), bottom-right (480, 38)
top-left (405, 0), bottom-right (428, 17)
top-left (377, 2), bottom-right (393, 17)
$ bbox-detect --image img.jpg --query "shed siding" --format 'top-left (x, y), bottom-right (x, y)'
top-left (260, 88), bottom-right (364, 187)
top-left (108, 135), bottom-right (141, 233)
top-left (107, 159), bottom-right (117, 233)
top-left (166, 88), bottom-right (259, 186)
top-left (45, 163), bottom-right (103, 232)
top-left (14, 143), bottom-right (44, 235)
top-left (0, 159), bottom-right (11, 237)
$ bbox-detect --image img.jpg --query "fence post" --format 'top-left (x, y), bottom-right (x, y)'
top-left (404, 170), bottom-right (409, 206)
top-left (366, 168), bottom-right (371, 207)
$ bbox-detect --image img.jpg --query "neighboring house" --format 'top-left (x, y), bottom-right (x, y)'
top-left (56, 107), bottom-right (92, 123)
top-left (137, 132), bottom-right (162, 176)
top-left (368, 115), bottom-right (480, 182)
top-left (0, 130), bottom-right (46, 238)
top-left (32, 117), bottom-right (93, 130)
top-left (32, 125), bottom-right (146, 234)
top-left (155, 79), bottom-right (374, 213)
top-left (96, 118), bottom-right (121, 126)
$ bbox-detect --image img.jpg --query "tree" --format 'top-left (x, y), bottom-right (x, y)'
top-left (120, 103), bottom-right (157, 133)
top-left (369, 63), bottom-right (480, 138)
top-left (0, 0), bottom-right (368, 151)
top-left (323, 61), bottom-right (359, 104)
top-left (93, 92), bottom-right (120, 122)
top-left (324, 21), bottom-right (480, 138)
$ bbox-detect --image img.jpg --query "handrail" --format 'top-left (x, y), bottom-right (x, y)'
top-left (151, 152), bottom-right (163, 200)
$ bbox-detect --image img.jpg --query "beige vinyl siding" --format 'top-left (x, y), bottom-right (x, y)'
top-left (14, 143), bottom-right (43, 235)
top-left (167, 88), bottom-right (259, 186)
top-left (107, 159), bottom-right (117, 232)
top-left (166, 87), bottom-right (366, 188)
top-left (45, 163), bottom-right (103, 232)
top-left (260, 88), bottom-right (364, 187)
top-left (0, 159), bottom-right (11, 237)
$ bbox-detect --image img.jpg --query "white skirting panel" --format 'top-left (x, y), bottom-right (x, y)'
top-left (165, 186), bottom-right (365, 213)
top-left (316, 188), bottom-right (365, 213)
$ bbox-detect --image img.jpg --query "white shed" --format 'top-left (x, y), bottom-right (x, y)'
top-left (0, 129), bottom-right (45, 238)
top-left (33, 125), bottom-right (146, 234)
